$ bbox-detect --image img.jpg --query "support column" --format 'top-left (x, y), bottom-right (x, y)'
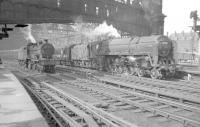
top-left (151, 14), bottom-right (166, 35)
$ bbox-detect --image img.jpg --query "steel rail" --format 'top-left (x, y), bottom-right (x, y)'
top-left (37, 90), bottom-right (84, 127)
top-left (22, 77), bottom-right (103, 127)
top-left (20, 79), bottom-right (66, 127)
top-left (56, 64), bottom-right (200, 88)
top-left (59, 73), bottom-right (200, 113)
top-left (42, 90), bottom-right (99, 127)
top-left (98, 76), bottom-right (200, 104)
top-left (41, 82), bottom-right (138, 127)
top-left (68, 76), bottom-right (200, 114)
top-left (98, 80), bottom-right (200, 113)
top-left (108, 74), bottom-right (200, 94)
top-left (59, 71), bottom-right (200, 106)
top-left (57, 78), bottom-right (200, 127)
top-left (56, 65), bottom-right (200, 99)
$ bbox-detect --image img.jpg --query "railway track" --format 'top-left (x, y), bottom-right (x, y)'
top-left (39, 73), bottom-right (200, 127)
top-left (14, 71), bottom-right (138, 127)
top-left (12, 65), bottom-right (200, 127)
top-left (97, 75), bottom-right (200, 105)
top-left (114, 75), bottom-right (200, 92)
top-left (57, 72), bottom-right (200, 111)
top-left (16, 75), bottom-right (70, 127)
top-left (56, 65), bottom-right (200, 106)
top-left (56, 65), bottom-right (200, 88)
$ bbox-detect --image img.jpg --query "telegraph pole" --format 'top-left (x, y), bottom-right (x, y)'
top-left (190, 10), bottom-right (200, 66)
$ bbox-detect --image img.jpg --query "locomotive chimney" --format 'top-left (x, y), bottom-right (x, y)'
top-left (44, 39), bottom-right (48, 43)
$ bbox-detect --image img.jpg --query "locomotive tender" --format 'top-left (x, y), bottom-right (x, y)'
top-left (18, 40), bottom-right (56, 73)
top-left (60, 35), bottom-right (177, 79)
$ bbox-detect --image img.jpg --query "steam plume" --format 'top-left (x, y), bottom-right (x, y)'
top-left (20, 24), bottom-right (36, 43)
top-left (71, 21), bottom-right (120, 43)
top-left (93, 21), bottom-right (120, 37)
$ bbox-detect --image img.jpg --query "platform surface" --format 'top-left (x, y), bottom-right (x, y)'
top-left (0, 66), bottom-right (49, 127)
top-left (181, 65), bottom-right (200, 75)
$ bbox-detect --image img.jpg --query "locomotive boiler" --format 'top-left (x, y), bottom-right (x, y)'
top-left (18, 40), bottom-right (56, 73)
top-left (61, 35), bottom-right (178, 79)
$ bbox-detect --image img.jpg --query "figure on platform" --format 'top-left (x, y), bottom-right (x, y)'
top-left (187, 73), bottom-right (192, 81)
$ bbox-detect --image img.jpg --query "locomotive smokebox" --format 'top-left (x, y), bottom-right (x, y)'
top-left (41, 43), bottom-right (55, 59)
top-left (26, 40), bottom-right (55, 60)
top-left (157, 36), bottom-right (172, 57)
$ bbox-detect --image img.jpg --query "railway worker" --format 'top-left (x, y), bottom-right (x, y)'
top-left (187, 73), bottom-right (192, 81)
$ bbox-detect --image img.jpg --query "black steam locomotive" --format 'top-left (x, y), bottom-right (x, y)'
top-left (18, 40), bottom-right (56, 73)
top-left (59, 35), bottom-right (178, 79)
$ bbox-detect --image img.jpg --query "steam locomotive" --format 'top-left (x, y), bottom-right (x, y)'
top-left (59, 35), bottom-right (178, 79)
top-left (18, 40), bottom-right (56, 73)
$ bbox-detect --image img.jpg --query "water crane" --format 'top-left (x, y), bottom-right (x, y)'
top-left (190, 10), bottom-right (200, 36)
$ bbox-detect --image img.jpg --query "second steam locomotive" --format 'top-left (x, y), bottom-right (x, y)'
top-left (58, 35), bottom-right (178, 79)
top-left (18, 40), bottom-right (56, 73)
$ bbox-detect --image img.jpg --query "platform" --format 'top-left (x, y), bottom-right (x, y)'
top-left (0, 66), bottom-right (49, 127)
top-left (183, 69), bottom-right (200, 75)
top-left (181, 64), bottom-right (200, 76)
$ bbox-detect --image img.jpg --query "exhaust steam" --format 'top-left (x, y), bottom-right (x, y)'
top-left (71, 20), bottom-right (120, 44)
top-left (92, 21), bottom-right (120, 38)
top-left (20, 24), bottom-right (36, 43)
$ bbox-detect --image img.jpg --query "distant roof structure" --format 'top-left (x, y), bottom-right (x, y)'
top-left (170, 31), bottom-right (200, 54)
top-left (170, 31), bottom-right (199, 41)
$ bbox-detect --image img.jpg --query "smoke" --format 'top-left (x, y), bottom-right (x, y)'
top-left (20, 24), bottom-right (36, 43)
top-left (71, 21), bottom-right (120, 43)
top-left (84, 21), bottom-right (121, 42)
top-left (93, 21), bottom-right (120, 37)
